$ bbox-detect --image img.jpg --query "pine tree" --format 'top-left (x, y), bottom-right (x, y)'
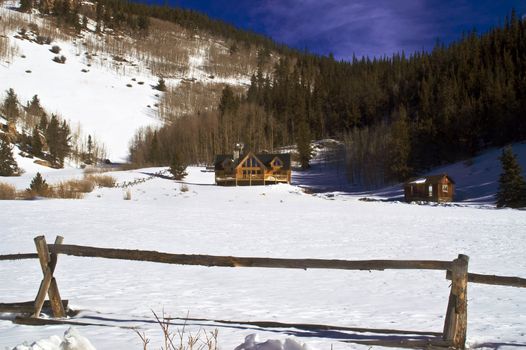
top-left (31, 127), bottom-right (43, 157)
top-left (45, 114), bottom-right (60, 166)
top-left (86, 134), bottom-right (93, 164)
top-left (218, 86), bottom-right (238, 116)
top-left (27, 172), bottom-right (50, 197)
top-left (496, 146), bottom-right (526, 208)
top-left (57, 120), bottom-right (71, 167)
top-left (26, 95), bottom-right (44, 116)
top-left (149, 131), bottom-right (160, 165)
top-left (169, 152), bottom-right (187, 180)
top-left (2, 88), bottom-right (20, 125)
top-left (19, 0), bottom-right (33, 12)
top-left (296, 116), bottom-right (312, 169)
top-left (388, 105), bottom-right (412, 182)
top-left (38, 114), bottom-right (48, 132)
top-left (0, 135), bottom-right (19, 176)
top-left (45, 115), bottom-right (71, 168)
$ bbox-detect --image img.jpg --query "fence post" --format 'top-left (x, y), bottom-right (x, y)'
top-left (32, 236), bottom-right (65, 318)
top-left (443, 254), bottom-right (469, 349)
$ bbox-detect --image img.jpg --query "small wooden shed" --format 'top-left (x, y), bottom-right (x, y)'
top-left (404, 174), bottom-right (455, 203)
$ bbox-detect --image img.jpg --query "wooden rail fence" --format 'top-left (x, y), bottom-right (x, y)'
top-left (1, 235), bottom-right (525, 350)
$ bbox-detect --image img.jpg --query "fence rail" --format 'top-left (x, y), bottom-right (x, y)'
top-left (47, 244), bottom-right (453, 271)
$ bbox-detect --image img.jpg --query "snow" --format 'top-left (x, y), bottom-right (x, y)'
top-left (0, 165), bottom-right (525, 350)
top-left (12, 327), bottom-right (95, 350)
top-left (235, 334), bottom-right (311, 350)
top-left (409, 178), bottom-right (426, 184)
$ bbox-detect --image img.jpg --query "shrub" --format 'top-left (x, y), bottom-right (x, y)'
top-left (169, 153), bottom-right (187, 180)
top-left (26, 172), bottom-right (52, 198)
top-left (85, 174), bottom-right (116, 187)
top-left (50, 45), bottom-right (61, 54)
top-left (0, 182), bottom-right (16, 200)
top-left (52, 55), bottom-right (66, 64)
top-left (155, 77), bottom-right (167, 92)
top-left (53, 181), bottom-right (84, 199)
top-left (34, 36), bottom-right (52, 45)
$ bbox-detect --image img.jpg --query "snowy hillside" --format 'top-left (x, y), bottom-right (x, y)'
top-left (0, 3), bottom-right (252, 162)
top-left (0, 8), bottom-right (161, 161)
top-left (0, 166), bottom-right (525, 349)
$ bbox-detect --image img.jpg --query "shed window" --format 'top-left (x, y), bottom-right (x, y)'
top-left (442, 184), bottom-right (449, 193)
top-left (428, 185), bottom-right (433, 197)
top-left (274, 159), bottom-right (282, 167)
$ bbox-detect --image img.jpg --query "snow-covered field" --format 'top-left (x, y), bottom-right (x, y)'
top-left (0, 166), bottom-right (525, 350)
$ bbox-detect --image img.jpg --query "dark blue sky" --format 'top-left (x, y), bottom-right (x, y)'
top-left (148, 0), bottom-right (526, 60)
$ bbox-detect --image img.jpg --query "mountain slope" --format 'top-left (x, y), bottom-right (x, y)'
top-left (0, 3), bottom-right (259, 162)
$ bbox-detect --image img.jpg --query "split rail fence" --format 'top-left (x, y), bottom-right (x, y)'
top-left (1, 235), bottom-right (526, 350)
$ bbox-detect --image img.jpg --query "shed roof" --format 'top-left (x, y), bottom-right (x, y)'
top-left (405, 174), bottom-right (455, 185)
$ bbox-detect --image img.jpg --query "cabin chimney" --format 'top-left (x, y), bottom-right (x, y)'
top-left (233, 142), bottom-right (244, 162)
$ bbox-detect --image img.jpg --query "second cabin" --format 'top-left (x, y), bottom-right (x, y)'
top-left (404, 174), bottom-right (455, 203)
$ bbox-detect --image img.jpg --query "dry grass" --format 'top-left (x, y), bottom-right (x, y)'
top-left (85, 174), bottom-right (117, 187)
top-left (24, 187), bottom-right (54, 199)
top-left (135, 310), bottom-right (219, 350)
top-left (52, 182), bottom-right (85, 199)
top-left (0, 182), bottom-right (16, 200)
top-left (83, 166), bottom-right (116, 174)
top-left (55, 178), bottom-right (95, 198)
top-left (180, 183), bottom-right (189, 193)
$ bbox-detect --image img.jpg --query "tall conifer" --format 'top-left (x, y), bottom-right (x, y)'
top-left (496, 146), bottom-right (526, 208)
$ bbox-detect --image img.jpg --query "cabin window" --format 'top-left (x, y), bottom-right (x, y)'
top-left (246, 157), bottom-right (258, 167)
top-left (428, 185), bottom-right (433, 197)
top-left (442, 184), bottom-right (449, 193)
top-left (274, 158), bottom-right (282, 167)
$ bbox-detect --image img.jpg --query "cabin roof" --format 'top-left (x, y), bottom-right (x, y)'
top-left (214, 153), bottom-right (291, 171)
top-left (405, 174), bottom-right (455, 185)
top-left (406, 174), bottom-right (455, 185)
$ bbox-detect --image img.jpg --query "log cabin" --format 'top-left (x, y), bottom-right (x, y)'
top-left (404, 174), bottom-right (455, 202)
top-left (214, 151), bottom-right (291, 186)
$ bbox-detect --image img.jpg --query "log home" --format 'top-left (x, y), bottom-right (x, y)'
top-left (404, 174), bottom-right (455, 202)
top-left (214, 151), bottom-right (291, 186)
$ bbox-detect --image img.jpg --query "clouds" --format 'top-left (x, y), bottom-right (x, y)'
top-left (245, 0), bottom-right (526, 60)
top-left (249, 0), bottom-right (435, 59)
